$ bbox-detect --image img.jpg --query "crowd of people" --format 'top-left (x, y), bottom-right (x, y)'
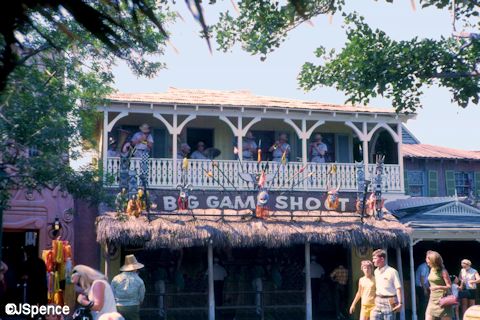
top-left (106, 123), bottom-right (331, 163)
top-left (415, 256), bottom-right (480, 320)
top-left (1, 245), bottom-right (478, 320)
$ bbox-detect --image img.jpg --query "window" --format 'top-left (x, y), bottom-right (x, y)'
top-left (455, 171), bottom-right (474, 196)
top-left (407, 171), bottom-right (425, 196)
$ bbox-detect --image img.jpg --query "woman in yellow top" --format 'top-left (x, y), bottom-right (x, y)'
top-left (349, 260), bottom-right (376, 320)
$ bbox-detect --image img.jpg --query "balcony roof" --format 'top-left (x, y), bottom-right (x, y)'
top-left (107, 87), bottom-right (410, 117)
top-left (402, 144), bottom-right (480, 160)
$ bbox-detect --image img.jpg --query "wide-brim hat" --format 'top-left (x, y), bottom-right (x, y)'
top-left (120, 254), bottom-right (144, 271)
top-left (139, 123), bottom-right (151, 133)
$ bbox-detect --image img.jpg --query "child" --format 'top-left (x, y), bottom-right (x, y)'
top-left (451, 275), bottom-right (460, 320)
top-left (350, 260), bottom-right (376, 320)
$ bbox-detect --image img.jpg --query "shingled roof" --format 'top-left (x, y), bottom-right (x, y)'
top-left (107, 87), bottom-right (403, 115)
top-left (402, 144), bottom-right (480, 160)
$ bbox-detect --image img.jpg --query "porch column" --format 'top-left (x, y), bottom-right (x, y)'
top-left (301, 119), bottom-right (308, 167)
top-left (237, 117), bottom-right (243, 161)
top-left (172, 115), bottom-right (178, 186)
top-left (104, 244), bottom-right (110, 278)
top-left (362, 122), bottom-right (369, 176)
top-left (208, 240), bottom-right (215, 320)
top-left (102, 109), bottom-right (108, 180)
top-left (396, 248), bottom-right (406, 320)
top-left (397, 124), bottom-right (405, 193)
top-left (409, 238), bottom-right (418, 320)
top-left (305, 242), bottom-right (312, 320)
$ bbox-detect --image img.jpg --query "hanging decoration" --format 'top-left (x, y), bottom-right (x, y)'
top-left (42, 239), bottom-right (73, 306)
top-left (373, 154), bottom-right (386, 219)
top-left (355, 161), bottom-right (366, 214)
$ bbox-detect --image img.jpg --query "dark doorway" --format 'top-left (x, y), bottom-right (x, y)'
top-left (252, 130), bottom-right (275, 162)
top-left (413, 241), bottom-right (480, 278)
top-left (2, 230), bottom-right (39, 304)
top-left (187, 128), bottom-right (214, 151)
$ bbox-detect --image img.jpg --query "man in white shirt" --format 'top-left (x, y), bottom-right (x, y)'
top-left (212, 258), bottom-right (227, 307)
top-left (303, 256), bottom-right (325, 318)
top-left (371, 249), bottom-right (402, 320)
top-left (415, 262), bottom-right (430, 320)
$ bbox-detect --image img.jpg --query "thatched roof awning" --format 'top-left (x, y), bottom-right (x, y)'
top-left (96, 210), bottom-right (411, 250)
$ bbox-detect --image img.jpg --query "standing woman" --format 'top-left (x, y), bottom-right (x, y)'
top-left (459, 259), bottom-right (480, 317)
top-left (72, 265), bottom-right (121, 320)
top-left (349, 260), bottom-right (376, 320)
top-left (425, 251), bottom-right (453, 320)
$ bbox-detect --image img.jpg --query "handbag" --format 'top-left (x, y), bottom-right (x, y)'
top-left (439, 294), bottom-right (458, 308)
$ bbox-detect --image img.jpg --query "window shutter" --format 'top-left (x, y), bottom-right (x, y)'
top-left (404, 169), bottom-right (409, 195)
top-left (445, 170), bottom-right (456, 196)
top-left (428, 170), bottom-right (438, 197)
top-left (475, 172), bottom-right (480, 197)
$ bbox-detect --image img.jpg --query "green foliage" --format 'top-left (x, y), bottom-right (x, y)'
top-left (211, 0), bottom-right (480, 112)
top-left (298, 13), bottom-right (480, 112)
top-left (0, 1), bottom-right (173, 222)
top-left (211, 0), bottom-right (342, 59)
top-left (0, 0), bottom-right (174, 89)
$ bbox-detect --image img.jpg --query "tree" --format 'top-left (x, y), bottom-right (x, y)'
top-left (0, 0), bottom-right (174, 261)
top-left (211, 0), bottom-right (480, 112)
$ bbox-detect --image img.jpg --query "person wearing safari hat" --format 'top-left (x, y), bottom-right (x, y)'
top-left (111, 255), bottom-right (146, 320)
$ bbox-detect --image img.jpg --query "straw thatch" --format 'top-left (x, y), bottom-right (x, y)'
top-left (96, 210), bottom-right (411, 250)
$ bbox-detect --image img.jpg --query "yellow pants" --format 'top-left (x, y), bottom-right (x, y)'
top-left (360, 304), bottom-right (375, 319)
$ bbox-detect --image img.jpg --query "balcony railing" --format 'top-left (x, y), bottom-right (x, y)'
top-left (106, 157), bottom-right (403, 192)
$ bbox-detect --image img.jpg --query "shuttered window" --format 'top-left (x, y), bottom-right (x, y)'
top-left (454, 171), bottom-right (474, 196)
top-left (445, 170), bottom-right (456, 196)
top-left (407, 171), bottom-right (425, 196)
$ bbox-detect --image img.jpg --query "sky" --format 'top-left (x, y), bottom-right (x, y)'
top-left (112, 1), bottom-right (480, 151)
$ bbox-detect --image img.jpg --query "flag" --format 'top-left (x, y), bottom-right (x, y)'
top-left (182, 157), bottom-right (189, 170)
top-left (281, 150), bottom-right (287, 165)
top-left (258, 170), bottom-right (266, 188)
top-left (298, 164), bottom-right (307, 173)
top-left (328, 164), bottom-right (337, 174)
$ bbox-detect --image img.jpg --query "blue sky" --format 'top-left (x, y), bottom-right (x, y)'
top-left (112, 1), bottom-right (480, 150)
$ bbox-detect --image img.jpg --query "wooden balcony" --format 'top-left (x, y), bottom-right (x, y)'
top-left (106, 157), bottom-right (403, 193)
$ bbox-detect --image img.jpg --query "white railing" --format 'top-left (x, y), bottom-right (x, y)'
top-left (106, 157), bottom-right (403, 192)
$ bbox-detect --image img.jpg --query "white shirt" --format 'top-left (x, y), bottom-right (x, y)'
top-left (213, 263), bottom-right (227, 281)
top-left (303, 261), bottom-right (325, 279)
top-left (88, 280), bottom-right (118, 320)
top-left (374, 265), bottom-right (401, 296)
top-left (460, 267), bottom-right (478, 289)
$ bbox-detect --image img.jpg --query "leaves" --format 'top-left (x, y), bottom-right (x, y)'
top-left (298, 13), bottom-right (480, 112)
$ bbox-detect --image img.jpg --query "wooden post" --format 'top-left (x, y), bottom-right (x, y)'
top-left (305, 242), bottom-right (312, 320)
top-left (396, 248), bottom-right (406, 320)
top-left (208, 240), bottom-right (215, 320)
top-left (237, 117), bottom-right (243, 161)
top-left (104, 244), bottom-right (110, 279)
top-left (409, 238), bottom-right (418, 320)
top-left (397, 124), bottom-right (405, 193)
top-left (172, 115), bottom-right (178, 186)
top-left (102, 109), bottom-right (109, 182)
